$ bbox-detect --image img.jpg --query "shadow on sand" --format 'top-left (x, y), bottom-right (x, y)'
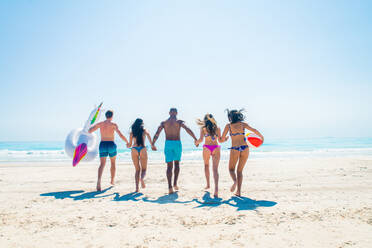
top-left (40, 190), bottom-right (84, 199)
top-left (113, 192), bottom-right (143, 202)
top-left (192, 192), bottom-right (277, 211)
top-left (40, 187), bottom-right (114, 201)
top-left (142, 192), bottom-right (194, 204)
top-left (192, 191), bottom-right (225, 208)
top-left (225, 196), bottom-right (277, 211)
top-left (41, 189), bottom-right (277, 211)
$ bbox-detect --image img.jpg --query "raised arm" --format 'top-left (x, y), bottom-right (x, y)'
top-left (114, 124), bottom-right (129, 144)
top-left (195, 128), bottom-right (204, 146)
top-left (243, 122), bottom-right (264, 142)
top-left (152, 122), bottom-right (164, 146)
top-left (180, 121), bottom-right (197, 141)
top-left (88, 122), bottom-right (102, 133)
top-left (220, 124), bottom-right (229, 142)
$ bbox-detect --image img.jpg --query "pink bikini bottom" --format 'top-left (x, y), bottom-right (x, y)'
top-left (203, 144), bottom-right (220, 153)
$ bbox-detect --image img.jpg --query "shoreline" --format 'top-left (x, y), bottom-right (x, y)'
top-left (2, 137), bottom-right (372, 164)
top-left (2, 155), bottom-right (372, 166)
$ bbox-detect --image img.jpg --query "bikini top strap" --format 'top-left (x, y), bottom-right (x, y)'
top-left (205, 129), bottom-right (215, 138)
top-left (229, 122), bottom-right (245, 136)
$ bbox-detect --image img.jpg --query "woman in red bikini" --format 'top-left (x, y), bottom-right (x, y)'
top-left (196, 114), bottom-right (227, 198)
top-left (221, 109), bottom-right (264, 197)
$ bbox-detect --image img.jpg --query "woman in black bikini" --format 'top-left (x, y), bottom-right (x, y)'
top-left (221, 109), bottom-right (264, 196)
top-left (127, 118), bottom-right (155, 192)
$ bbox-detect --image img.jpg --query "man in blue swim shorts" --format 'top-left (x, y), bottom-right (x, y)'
top-left (89, 110), bottom-right (129, 191)
top-left (152, 108), bottom-right (198, 194)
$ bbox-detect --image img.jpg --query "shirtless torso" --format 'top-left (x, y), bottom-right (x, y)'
top-left (161, 118), bottom-right (183, 141)
top-left (98, 120), bottom-right (117, 141)
top-left (152, 116), bottom-right (197, 145)
top-left (89, 120), bottom-right (127, 142)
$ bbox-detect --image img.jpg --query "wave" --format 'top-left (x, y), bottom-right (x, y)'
top-left (1, 147), bottom-right (372, 162)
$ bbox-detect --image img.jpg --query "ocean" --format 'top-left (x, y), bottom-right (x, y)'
top-left (1, 137), bottom-right (372, 163)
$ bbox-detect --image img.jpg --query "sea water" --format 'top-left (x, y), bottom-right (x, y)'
top-left (1, 137), bottom-right (372, 163)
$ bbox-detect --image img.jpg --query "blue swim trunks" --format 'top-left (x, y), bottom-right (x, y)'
top-left (99, 141), bottom-right (117, 158)
top-left (164, 140), bottom-right (182, 163)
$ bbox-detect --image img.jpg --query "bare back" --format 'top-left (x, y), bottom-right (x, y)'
top-left (228, 122), bottom-right (247, 147)
top-left (153, 115), bottom-right (197, 146)
top-left (162, 119), bottom-right (183, 140)
top-left (98, 120), bottom-right (117, 141)
top-left (132, 134), bottom-right (145, 147)
top-left (221, 121), bottom-right (264, 147)
top-left (131, 130), bottom-right (152, 147)
top-left (202, 127), bottom-right (220, 146)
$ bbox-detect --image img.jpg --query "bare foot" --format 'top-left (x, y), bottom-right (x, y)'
top-left (214, 190), bottom-right (218, 198)
top-left (135, 188), bottom-right (139, 193)
top-left (140, 179), bottom-right (146, 189)
top-left (235, 191), bottom-right (241, 197)
top-left (204, 185), bottom-right (210, 190)
top-left (169, 187), bottom-right (174, 194)
top-left (96, 183), bottom-right (101, 192)
top-left (110, 180), bottom-right (115, 186)
top-left (173, 185), bottom-right (179, 191)
top-left (230, 182), bottom-right (237, 192)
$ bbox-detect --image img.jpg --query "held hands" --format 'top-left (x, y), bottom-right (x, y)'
top-left (151, 144), bottom-right (157, 151)
top-left (218, 136), bottom-right (229, 143)
top-left (194, 139), bottom-right (200, 147)
top-left (126, 142), bottom-right (130, 148)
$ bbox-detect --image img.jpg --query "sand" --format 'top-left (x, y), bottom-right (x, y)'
top-left (0, 157), bottom-right (372, 247)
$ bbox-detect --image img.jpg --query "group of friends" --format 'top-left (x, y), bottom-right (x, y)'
top-left (88, 108), bottom-right (264, 197)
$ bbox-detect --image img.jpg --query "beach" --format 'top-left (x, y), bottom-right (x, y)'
top-left (2, 0), bottom-right (372, 247)
top-left (0, 157), bottom-right (371, 247)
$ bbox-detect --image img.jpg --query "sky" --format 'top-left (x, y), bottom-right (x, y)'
top-left (0, 0), bottom-right (371, 141)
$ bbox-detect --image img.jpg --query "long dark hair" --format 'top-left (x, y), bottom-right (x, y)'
top-left (197, 114), bottom-right (217, 137)
top-left (226, 109), bottom-right (245, 123)
top-left (131, 118), bottom-right (145, 147)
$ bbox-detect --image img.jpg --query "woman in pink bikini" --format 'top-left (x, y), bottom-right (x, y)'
top-left (196, 114), bottom-right (227, 198)
top-left (221, 109), bottom-right (264, 197)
